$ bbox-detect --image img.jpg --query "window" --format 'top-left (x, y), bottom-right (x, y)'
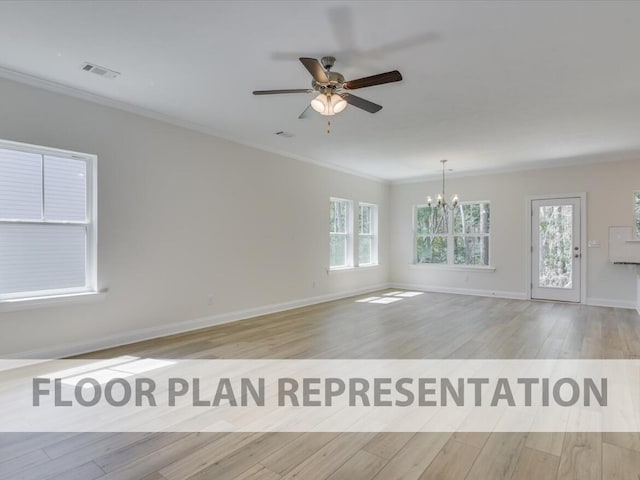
top-left (634, 191), bottom-right (640, 238)
top-left (329, 198), bottom-right (352, 269)
top-left (415, 205), bottom-right (448, 264)
top-left (358, 203), bottom-right (378, 266)
top-left (453, 203), bottom-right (490, 265)
top-left (415, 202), bottom-right (490, 266)
top-left (0, 140), bottom-right (96, 301)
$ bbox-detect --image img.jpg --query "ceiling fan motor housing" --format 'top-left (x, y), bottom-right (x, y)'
top-left (252, 56), bottom-right (401, 115)
top-left (311, 72), bottom-right (345, 93)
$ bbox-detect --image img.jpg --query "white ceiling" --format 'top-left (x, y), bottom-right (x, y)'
top-left (0, 0), bottom-right (639, 181)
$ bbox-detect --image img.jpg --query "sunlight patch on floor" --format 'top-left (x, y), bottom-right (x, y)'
top-left (355, 291), bottom-right (424, 304)
top-left (369, 297), bottom-right (403, 304)
top-left (38, 356), bottom-right (177, 387)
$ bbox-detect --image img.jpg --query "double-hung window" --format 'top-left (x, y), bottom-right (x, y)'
top-left (453, 203), bottom-right (490, 265)
top-left (329, 198), bottom-right (352, 269)
top-left (0, 140), bottom-right (97, 302)
top-left (415, 202), bottom-right (491, 266)
top-left (634, 191), bottom-right (640, 238)
top-left (358, 203), bottom-right (378, 266)
top-left (415, 205), bottom-right (449, 264)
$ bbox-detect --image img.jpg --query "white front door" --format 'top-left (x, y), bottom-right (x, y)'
top-left (531, 197), bottom-right (581, 302)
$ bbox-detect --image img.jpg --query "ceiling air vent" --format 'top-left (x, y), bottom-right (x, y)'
top-left (275, 131), bottom-right (294, 138)
top-left (81, 62), bottom-right (120, 79)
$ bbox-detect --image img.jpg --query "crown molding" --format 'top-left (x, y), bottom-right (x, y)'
top-left (3, 64), bottom-right (635, 187)
top-left (0, 64), bottom-right (386, 184)
top-left (390, 151), bottom-right (640, 184)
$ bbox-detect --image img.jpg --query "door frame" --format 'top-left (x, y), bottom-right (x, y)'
top-left (525, 193), bottom-right (587, 304)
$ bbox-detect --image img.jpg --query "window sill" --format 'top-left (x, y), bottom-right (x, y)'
top-left (328, 264), bottom-right (380, 274)
top-left (408, 264), bottom-right (496, 273)
top-left (0, 290), bottom-right (107, 312)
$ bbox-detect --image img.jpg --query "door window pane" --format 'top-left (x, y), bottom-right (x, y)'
top-left (538, 205), bottom-right (573, 288)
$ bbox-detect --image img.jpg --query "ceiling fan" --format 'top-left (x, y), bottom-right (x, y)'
top-left (253, 56), bottom-right (403, 119)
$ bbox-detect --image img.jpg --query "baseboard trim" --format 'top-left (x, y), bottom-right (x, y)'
top-left (7, 283), bottom-right (636, 360)
top-left (586, 297), bottom-right (638, 310)
top-left (389, 283), bottom-right (527, 300)
top-left (4, 283), bottom-right (390, 360)
top-left (393, 283), bottom-right (639, 310)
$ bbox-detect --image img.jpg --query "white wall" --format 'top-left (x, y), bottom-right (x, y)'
top-left (390, 160), bottom-right (640, 308)
top-left (2, 75), bottom-right (638, 358)
top-left (0, 77), bottom-right (389, 357)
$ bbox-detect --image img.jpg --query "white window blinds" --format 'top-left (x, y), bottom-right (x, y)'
top-left (0, 224), bottom-right (86, 295)
top-left (0, 149), bottom-right (42, 220)
top-left (44, 155), bottom-right (87, 222)
top-left (0, 144), bottom-right (94, 299)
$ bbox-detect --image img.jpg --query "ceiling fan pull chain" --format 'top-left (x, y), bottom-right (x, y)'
top-left (327, 119), bottom-right (331, 134)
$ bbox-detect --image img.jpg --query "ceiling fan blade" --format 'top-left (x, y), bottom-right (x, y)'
top-left (299, 57), bottom-right (329, 83)
top-left (339, 93), bottom-right (382, 113)
top-left (253, 89), bottom-right (313, 95)
top-left (298, 104), bottom-right (313, 119)
top-left (343, 70), bottom-right (403, 90)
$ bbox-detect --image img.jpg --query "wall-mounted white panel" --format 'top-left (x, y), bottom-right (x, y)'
top-left (609, 227), bottom-right (640, 264)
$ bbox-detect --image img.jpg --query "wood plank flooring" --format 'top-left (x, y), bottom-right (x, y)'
top-left (2, 289), bottom-right (640, 479)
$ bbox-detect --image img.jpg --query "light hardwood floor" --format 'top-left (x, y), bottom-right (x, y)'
top-left (2, 289), bottom-right (640, 479)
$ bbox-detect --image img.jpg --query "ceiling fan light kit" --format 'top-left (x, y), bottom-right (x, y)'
top-left (252, 56), bottom-right (403, 131)
top-left (310, 93), bottom-right (347, 116)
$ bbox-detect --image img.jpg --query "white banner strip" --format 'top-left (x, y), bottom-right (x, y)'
top-left (0, 358), bottom-right (637, 432)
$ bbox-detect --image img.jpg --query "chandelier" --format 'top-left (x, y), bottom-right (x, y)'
top-left (427, 159), bottom-right (459, 210)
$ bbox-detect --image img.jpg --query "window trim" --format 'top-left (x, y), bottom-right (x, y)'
top-left (413, 200), bottom-right (492, 268)
top-left (329, 197), bottom-right (353, 270)
top-left (634, 190), bottom-right (640, 240)
top-left (358, 202), bottom-right (378, 267)
top-left (408, 263), bottom-right (496, 273)
top-left (0, 139), bottom-right (98, 303)
top-left (0, 291), bottom-right (106, 312)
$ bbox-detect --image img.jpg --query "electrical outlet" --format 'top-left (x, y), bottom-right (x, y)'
top-left (588, 240), bottom-right (600, 248)
top-left (207, 295), bottom-right (215, 306)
